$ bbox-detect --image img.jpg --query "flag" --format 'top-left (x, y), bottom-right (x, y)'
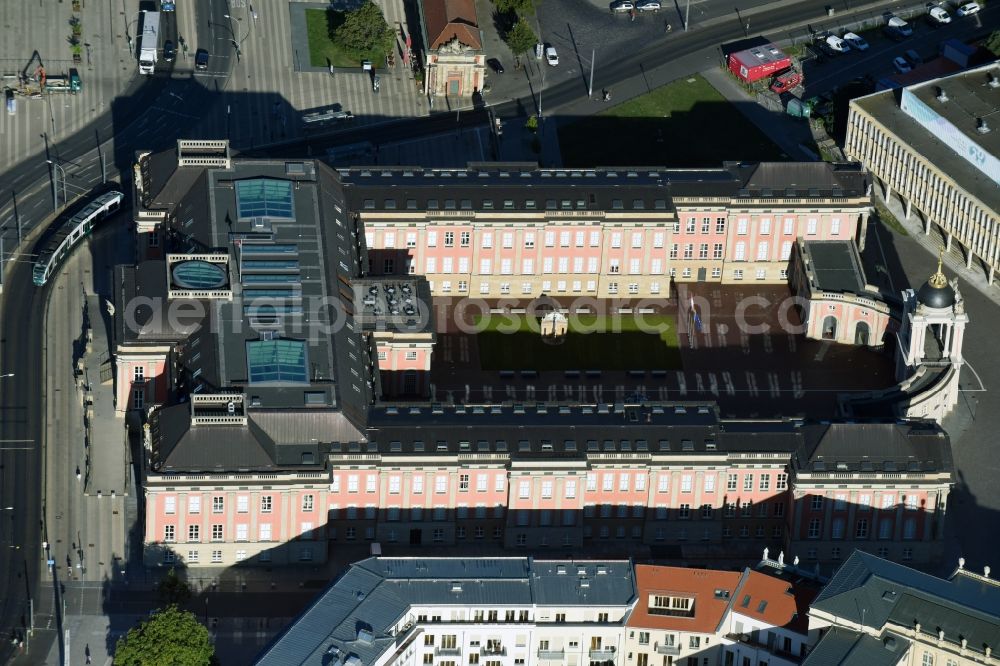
top-left (690, 296), bottom-right (702, 333)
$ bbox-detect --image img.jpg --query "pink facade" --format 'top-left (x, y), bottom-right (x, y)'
top-left (364, 207), bottom-right (866, 293)
top-left (115, 354), bottom-right (169, 413)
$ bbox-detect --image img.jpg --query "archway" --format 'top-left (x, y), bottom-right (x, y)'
top-left (822, 316), bottom-right (838, 340)
top-left (854, 321), bottom-right (870, 346)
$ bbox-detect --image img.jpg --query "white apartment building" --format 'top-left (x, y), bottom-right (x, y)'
top-left (255, 557), bottom-right (634, 666)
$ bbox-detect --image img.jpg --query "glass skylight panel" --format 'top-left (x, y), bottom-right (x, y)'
top-left (246, 339), bottom-right (308, 383)
top-left (235, 179), bottom-right (295, 221)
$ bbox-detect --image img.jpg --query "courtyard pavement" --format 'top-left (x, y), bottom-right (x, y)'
top-left (428, 287), bottom-right (895, 419)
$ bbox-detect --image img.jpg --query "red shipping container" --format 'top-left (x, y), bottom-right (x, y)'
top-left (727, 43), bottom-right (792, 83)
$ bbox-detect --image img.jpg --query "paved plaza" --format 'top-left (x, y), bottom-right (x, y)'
top-left (0, 0), bottom-right (142, 170)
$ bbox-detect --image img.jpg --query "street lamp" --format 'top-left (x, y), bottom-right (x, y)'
top-left (45, 160), bottom-right (67, 210)
top-left (222, 14), bottom-right (251, 59)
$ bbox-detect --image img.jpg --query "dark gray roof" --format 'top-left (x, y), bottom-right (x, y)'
top-left (149, 404), bottom-right (360, 472)
top-left (812, 551), bottom-right (1000, 657)
top-left (255, 557), bottom-right (635, 666)
top-left (799, 240), bottom-right (867, 294)
top-left (802, 628), bottom-right (907, 666)
top-left (795, 422), bottom-right (953, 475)
top-left (732, 161), bottom-right (868, 198)
top-left (137, 156), bottom-right (376, 418)
top-left (337, 162), bottom-right (868, 213)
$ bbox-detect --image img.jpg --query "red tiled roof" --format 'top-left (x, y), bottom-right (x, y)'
top-left (627, 565), bottom-right (742, 633)
top-left (729, 570), bottom-right (818, 634)
top-left (422, 0), bottom-right (481, 50)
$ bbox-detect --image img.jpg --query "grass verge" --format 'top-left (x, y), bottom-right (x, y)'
top-left (472, 314), bottom-right (682, 371)
top-left (874, 202), bottom-right (909, 237)
top-left (305, 8), bottom-right (386, 69)
top-left (558, 74), bottom-right (786, 167)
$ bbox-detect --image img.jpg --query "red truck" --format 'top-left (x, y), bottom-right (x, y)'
top-left (769, 68), bottom-right (802, 93)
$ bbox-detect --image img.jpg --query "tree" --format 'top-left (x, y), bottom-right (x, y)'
top-left (986, 30), bottom-right (1000, 57)
top-left (494, 0), bottom-right (534, 16)
top-left (333, 1), bottom-right (395, 57)
top-left (114, 606), bottom-right (215, 666)
top-left (504, 17), bottom-right (537, 56)
top-left (157, 567), bottom-right (191, 606)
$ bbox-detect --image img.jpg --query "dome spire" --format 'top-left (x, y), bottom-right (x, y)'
top-left (928, 250), bottom-right (948, 289)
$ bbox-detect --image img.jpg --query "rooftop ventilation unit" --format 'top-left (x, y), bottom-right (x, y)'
top-left (976, 118), bottom-right (991, 134)
top-left (988, 73), bottom-right (1000, 88)
top-left (936, 87), bottom-right (948, 102)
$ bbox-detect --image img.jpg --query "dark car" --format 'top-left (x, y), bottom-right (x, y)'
top-left (195, 49), bottom-right (209, 70)
top-left (163, 40), bottom-right (176, 62)
top-left (882, 26), bottom-right (907, 42)
top-left (487, 58), bottom-right (504, 74)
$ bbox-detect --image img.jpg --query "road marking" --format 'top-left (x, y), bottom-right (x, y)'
top-left (149, 105), bottom-right (201, 120)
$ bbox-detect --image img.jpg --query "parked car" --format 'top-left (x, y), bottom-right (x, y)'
top-left (163, 40), bottom-right (176, 62)
top-left (545, 46), bottom-right (558, 66)
top-left (887, 16), bottom-right (913, 36)
top-left (487, 58), bottom-right (504, 74)
top-left (636, 0), bottom-right (661, 11)
top-left (195, 49), bottom-right (209, 70)
top-left (927, 4), bottom-right (952, 23)
top-left (825, 35), bottom-right (850, 53)
top-left (843, 32), bottom-right (869, 50)
top-left (904, 49), bottom-right (922, 66)
top-left (883, 25), bottom-right (907, 41)
top-left (893, 56), bottom-right (912, 73)
top-left (610, 0), bottom-right (634, 12)
top-left (956, 2), bottom-right (980, 16)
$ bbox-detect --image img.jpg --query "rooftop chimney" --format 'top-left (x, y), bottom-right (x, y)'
top-left (976, 118), bottom-right (991, 134)
top-left (936, 86), bottom-right (949, 102)
top-left (988, 73), bottom-right (1000, 89)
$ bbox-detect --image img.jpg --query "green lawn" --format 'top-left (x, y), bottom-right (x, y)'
top-left (473, 314), bottom-right (682, 371)
top-left (559, 74), bottom-right (786, 167)
top-left (304, 8), bottom-right (386, 69)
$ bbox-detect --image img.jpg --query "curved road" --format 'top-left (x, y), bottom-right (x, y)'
top-left (0, 0), bottom-right (938, 662)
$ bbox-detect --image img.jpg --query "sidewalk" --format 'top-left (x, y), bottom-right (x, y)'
top-left (701, 67), bottom-right (816, 161)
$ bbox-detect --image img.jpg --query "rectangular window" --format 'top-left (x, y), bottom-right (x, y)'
top-left (727, 473), bottom-right (738, 491)
top-left (259, 523), bottom-right (272, 541)
top-left (776, 473), bottom-right (788, 490)
top-left (590, 230), bottom-right (601, 247)
top-left (519, 480), bottom-right (530, 499)
top-left (699, 243), bottom-right (709, 259)
top-left (480, 259), bottom-right (492, 274)
top-left (524, 232), bottom-right (535, 248)
top-left (760, 218), bottom-right (771, 235)
top-left (212, 524), bottom-right (223, 541)
top-left (831, 218), bottom-right (841, 235)
top-left (164, 525), bottom-right (175, 542)
top-left (495, 475), bottom-right (505, 492)
top-left (734, 242), bottom-right (746, 261)
top-left (856, 518), bottom-right (869, 538)
top-left (737, 219), bottom-right (748, 235)
top-left (188, 524), bottom-right (200, 542)
top-left (744, 475), bottom-right (754, 491)
top-left (541, 480), bottom-right (553, 498)
top-left (427, 231), bottom-right (438, 247)
top-left (389, 476), bottom-right (401, 494)
top-left (236, 524), bottom-right (248, 541)
top-left (444, 232), bottom-right (454, 247)
top-left (704, 476), bottom-right (715, 493)
top-left (575, 231), bottom-right (585, 247)
top-left (679, 504), bottom-right (690, 519)
top-left (460, 231), bottom-right (471, 247)
top-left (560, 231), bottom-right (570, 247)
top-left (188, 496), bottom-right (201, 514)
top-left (619, 474), bottom-right (630, 492)
top-left (481, 232), bottom-right (493, 248)
top-left (716, 217), bottom-right (726, 233)
top-left (781, 241), bottom-right (792, 260)
top-left (681, 475), bottom-right (693, 493)
top-left (635, 474), bottom-right (646, 491)
top-left (565, 479), bottom-right (577, 499)
top-left (759, 474), bottom-right (770, 491)
top-left (260, 496), bottom-right (272, 513)
top-left (757, 241), bottom-right (769, 261)
top-left (435, 476), bottom-right (448, 494)
top-left (807, 218), bottom-right (818, 235)
top-left (611, 233), bottom-right (622, 248)
top-left (164, 496), bottom-right (176, 514)
top-left (302, 494), bottom-right (314, 511)
top-left (187, 550), bottom-right (199, 563)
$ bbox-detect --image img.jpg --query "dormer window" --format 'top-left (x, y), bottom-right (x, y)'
top-left (649, 594), bottom-right (695, 617)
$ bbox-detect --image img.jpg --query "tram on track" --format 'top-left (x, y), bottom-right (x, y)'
top-left (32, 189), bottom-right (124, 287)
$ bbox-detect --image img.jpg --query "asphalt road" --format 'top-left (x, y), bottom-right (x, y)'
top-left (0, 241), bottom-right (45, 663)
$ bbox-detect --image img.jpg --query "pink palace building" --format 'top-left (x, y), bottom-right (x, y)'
top-left (118, 142), bottom-right (954, 570)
